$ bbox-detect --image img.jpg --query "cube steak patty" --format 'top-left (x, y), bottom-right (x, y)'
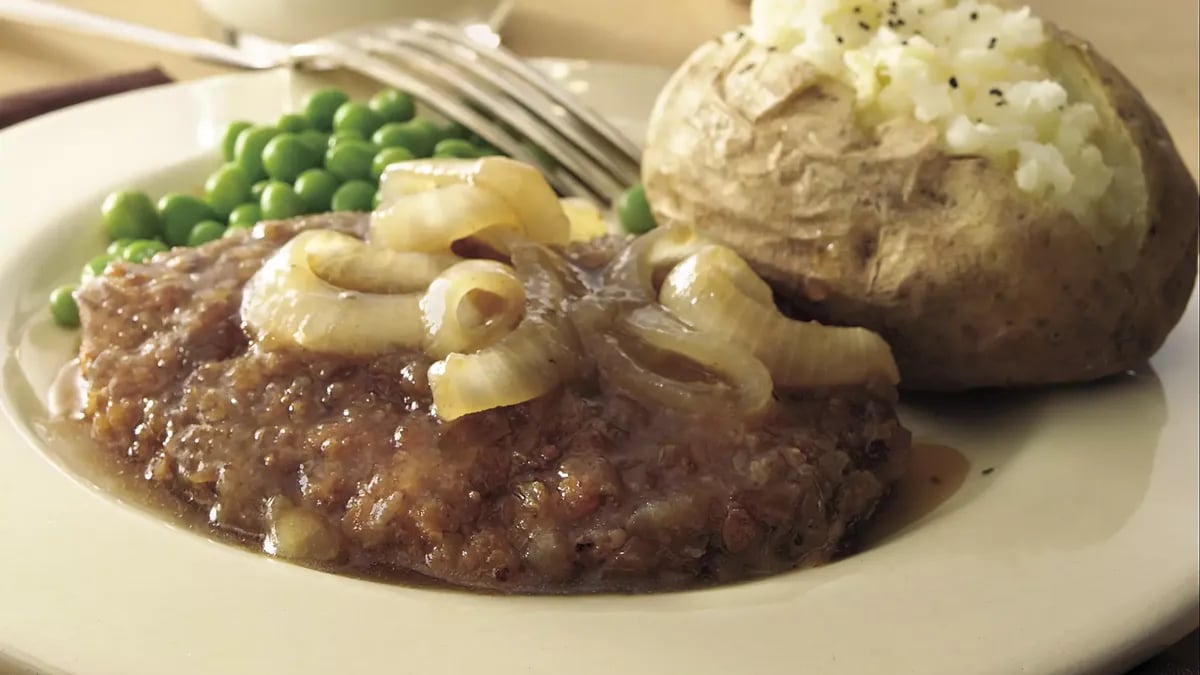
top-left (74, 213), bottom-right (910, 593)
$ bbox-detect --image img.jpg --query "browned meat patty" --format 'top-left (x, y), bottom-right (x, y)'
top-left (75, 214), bottom-right (910, 593)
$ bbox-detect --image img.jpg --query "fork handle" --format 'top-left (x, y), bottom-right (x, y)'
top-left (0, 0), bottom-right (271, 69)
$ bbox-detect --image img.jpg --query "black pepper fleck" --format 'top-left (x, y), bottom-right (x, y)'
top-left (948, 76), bottom-right (959, 89)
top-left (989, 87), bottom-right (1003, 96)
top-left (970, 11), bottom-right (979, 20)
top-left (859, 20), bottom-right (871, 30)
top-left (982, 467), bottom-right (995, 476)
top-left (836, 35), bottom-right (844, 44)
top-left (853, 5), bottom-right (861, 13)
top-left (988, 37), bottom-right (998, 49)
top-left (996, 100), bottom-right (1008, 107)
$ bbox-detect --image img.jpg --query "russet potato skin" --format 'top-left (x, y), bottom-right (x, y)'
top-left (642, 30), bottom-right (1198, 390)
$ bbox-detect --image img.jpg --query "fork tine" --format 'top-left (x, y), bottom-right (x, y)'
top-left (414, 21), bottom-right (644, 166)
top-left (375, 25), bottom-right (641, 189)
top-left (353, 34), bottom-right (629, 203)
top-left (303, 40), bottom-right (604, 202)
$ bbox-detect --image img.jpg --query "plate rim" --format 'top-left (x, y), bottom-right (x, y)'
top-left (0, 62), bottom-right (1196, 675)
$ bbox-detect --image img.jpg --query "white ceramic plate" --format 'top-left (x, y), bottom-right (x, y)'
top-left (0, 61), bottom-right (1196, 675)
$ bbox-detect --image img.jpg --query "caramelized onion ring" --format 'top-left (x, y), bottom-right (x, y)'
top-left (661, 245), bottom-right (900, 387)
top-left (305, 233), bottom-right (459, 294)
top-left (560, 197), bottom-right (609, 242)
top-left (421, 259), bottom-right (526, 358)
top-left (427, 244), bottom-right (581, 421)
top-left (241, 230), bottom-right (423, 354)
top-left (603, 305), bottom-right (773, 416)
top-left (605, 225), bottom-right (711, 302)
top-left (378, 157), bottom-right (569, 245)
top-left (369, 183), bottom-right (521, 253)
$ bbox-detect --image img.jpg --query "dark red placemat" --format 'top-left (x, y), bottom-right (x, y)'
top-left (0, 67), bottom-right (172, 129)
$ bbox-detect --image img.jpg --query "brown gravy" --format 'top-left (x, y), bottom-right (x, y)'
top-left (47, 359), bottom-right (964, 589)
top-left (858, 441), bottom-right (970, 545)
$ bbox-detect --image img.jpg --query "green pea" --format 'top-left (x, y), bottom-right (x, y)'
top-left (48, 285), bottom-right (80, 328)
top-left (121, 239), bottom-right (168, 263)
top-left (294, 168), bottom-right (340, 213)
top-left (105, 239), bottom-right (133, 256)
top-left (276, 113), bottom-right (310, 133)
top-left (228, 203), bottom-right (261, 228)
top-left (250, 179), bottom-right (271, 202)
top-left (441, 121), bottom-right (472, 140)
top-left (332, 102), bottom-right (383, 138)
top-left (101, 190), bottom-right (162, 241)
top-left (204, 164), bottom-right (253, 220)
top-left (432, 138), bottom-right (480, 159)
top-left (371, 146), bottom-right (415, 179)
top-left (331, 180), bottom-right (376, 212)
top-left (263, 133), bottom-right (319, 182)
top-left (157, 193), bottom-right (217, 246)
top-left (329, 129), bottom-right (367, 147)
top-left (324, 141), bottom-right (376, 182)
top-left (82, 254), bottom-right (115, 282)
top-left (302, 88), bottom-right (349, 132)
top-left (260, 181), bottom-right (307, 220)
top-left (372, 118), bottom-right (440, 157)
top-left (297, 130), bottom-right (330, 156)
top-left (221, 121), bottom-right (252, 161)
top-left (233, 126), bottom-right (277, 180)
top-left (187, 220), bottom-right (226, 246)
top-left (368, 88), bottom-right (416, 123)
top-left (617, 184), bottom-right (657, 235)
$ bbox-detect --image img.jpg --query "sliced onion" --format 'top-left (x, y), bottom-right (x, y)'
top-left (560, 197), bottom-right (609, 242)
top-left (594, 305), bottom-right (773, 416)
top-left (421, 259), bottom-right (526, 358)
top-left (263, 497), bottom-right (339, 561)
top-left (661, 245), bottom-right (900, 387)
top-left (427, 244), bottom-right (580, 421)
top-left (429, 314), bottom-right (578, 421)
top-left (304, 230), bottom-right (459, 293)
top-left (378, 157), bottom-right (569, 245)
top-left (369, 183), bottom-right (521, 253)
top-left (241, 230), bottom-right (423, 355)
top-left (604, 225), bottom-right (711, 302)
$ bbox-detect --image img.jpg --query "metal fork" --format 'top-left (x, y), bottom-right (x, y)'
top-left (0, 0), bottom-right (641, 203)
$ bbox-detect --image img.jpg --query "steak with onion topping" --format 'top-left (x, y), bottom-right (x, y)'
top-left (75, 214), bottom-right (909, 593)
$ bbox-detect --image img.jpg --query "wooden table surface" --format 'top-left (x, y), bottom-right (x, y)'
top-left (0, 0), bottom-right (1197, 670)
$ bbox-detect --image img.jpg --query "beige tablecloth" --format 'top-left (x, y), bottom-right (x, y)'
top-left (0, 0), bottom-right (1196, 671)
top-left (0, 0), bottom-right (1195, 181)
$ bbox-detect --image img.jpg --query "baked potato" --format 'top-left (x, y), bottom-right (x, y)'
top-left (642, 1), bottom-right (1198, 390)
